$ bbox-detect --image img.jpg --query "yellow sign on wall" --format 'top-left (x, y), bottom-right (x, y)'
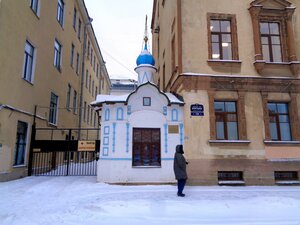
top-left (78, 141), bottom-right (96, 151)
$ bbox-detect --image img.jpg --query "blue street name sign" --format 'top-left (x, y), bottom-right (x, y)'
top-left (190, 104), bottom-right (204, 116)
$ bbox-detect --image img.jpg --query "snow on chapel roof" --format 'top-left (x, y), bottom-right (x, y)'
top-left (91, 82), bottom-right (184, 107)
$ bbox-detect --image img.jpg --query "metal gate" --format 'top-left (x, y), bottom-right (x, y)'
top-left (28, 127), bottom-right (100, 176)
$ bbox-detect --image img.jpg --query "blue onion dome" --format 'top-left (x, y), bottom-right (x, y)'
top-left (136, 37), bottom-right (155, 66)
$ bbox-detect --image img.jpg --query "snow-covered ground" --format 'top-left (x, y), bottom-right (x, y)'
top-left (1, 176), bottom-right (300, 225)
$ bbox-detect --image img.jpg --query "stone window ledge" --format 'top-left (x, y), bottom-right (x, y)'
top-left (264, 140), bottom-right (300, 145)
top-left (207, 59), bottom-right (242, 66)
top-left (218, 180), bottom-right (245, 185)
top-left (209, 140), bottom-right (251, 144)
top-left (275, 181), bottom-right (300, 185)
top-left (254, 60), bottom-right (300, 76)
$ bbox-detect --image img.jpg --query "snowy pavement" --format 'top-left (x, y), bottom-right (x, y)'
top-left (1, 176), bottom-right (300, 225)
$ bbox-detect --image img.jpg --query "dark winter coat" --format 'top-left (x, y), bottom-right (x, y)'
top-left (173, 145), bottom-right (187, 180)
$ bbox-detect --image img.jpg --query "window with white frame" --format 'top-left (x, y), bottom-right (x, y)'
top-left (66, 84), bottom-right (71, 111)
top-left (30, 0), bottom-right (39, 15)
top-left (14, 121), bottom-right (28, 166)
top-left (54, 39), bottom-right (62, 70)
top-left (56, 0), bottom-right (64, 26)
top-left (22, 40), bottom-right (35, 83)
top-left (49, 92), bottom-right (58, 125)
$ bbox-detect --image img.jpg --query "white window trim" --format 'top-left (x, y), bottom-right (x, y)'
top-left (54, 39), bottom-right (62, 70)
top-left (22, 40), bottom-right (36, 84)
top-left (56, 0), bottom-right (65, 27)
top-left (49, 93), bottom-right (59, 125)
top-left (30, 0), bottom-right (41, 17)
top-left (13, 121), bottom-right (30, 167)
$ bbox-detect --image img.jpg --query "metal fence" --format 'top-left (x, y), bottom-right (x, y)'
top-left (29, 127), bottom-right (100, 176)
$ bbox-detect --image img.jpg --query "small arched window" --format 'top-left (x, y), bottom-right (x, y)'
top-left (104, 109), bottom-right (110, 121)
top-left (171, 109), bottom-right (178, 121)
top-left (117, 107), bottom-right (124, 120)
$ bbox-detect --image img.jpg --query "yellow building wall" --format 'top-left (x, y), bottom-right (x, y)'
top-left (0, 0), bottom-right (110, 181)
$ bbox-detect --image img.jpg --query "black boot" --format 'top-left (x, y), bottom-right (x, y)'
top-left (177, 193), bottom-right (185, 197)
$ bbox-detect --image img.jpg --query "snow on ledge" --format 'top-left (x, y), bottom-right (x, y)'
top-left (218, 181), bottom-right (245, 185)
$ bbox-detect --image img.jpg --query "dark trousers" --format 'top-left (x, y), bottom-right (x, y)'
top-left (177, 179), bottom-right (186, 194)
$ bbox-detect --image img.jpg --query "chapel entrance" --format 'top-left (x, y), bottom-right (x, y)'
top-left (132, 128), bottom-right (161, 167)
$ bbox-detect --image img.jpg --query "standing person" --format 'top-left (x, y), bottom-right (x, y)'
top-left (173, 144), bottom-right (188, 197)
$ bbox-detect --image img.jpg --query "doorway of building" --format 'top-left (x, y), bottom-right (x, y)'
top-left (132, 128), bottom-right (161, 167)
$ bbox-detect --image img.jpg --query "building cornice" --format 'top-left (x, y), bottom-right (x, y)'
top-left (171, 73), bottom-right (300, 93)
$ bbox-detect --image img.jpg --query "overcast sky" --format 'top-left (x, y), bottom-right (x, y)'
top-left (84, 0), bottom-right (153, 80)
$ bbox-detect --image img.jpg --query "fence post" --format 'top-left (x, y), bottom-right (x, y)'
top-left (28, 124), bottom-right (36, 176)
top-left (66, 129), bottom-right (72, 176)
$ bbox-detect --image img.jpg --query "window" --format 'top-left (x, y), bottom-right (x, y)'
top-left (210, 20), bottom-right (232, 60)
top-left (87, 105), bottom-right (90, 124)
top-left (249, 1), bottom-right (298, 75)
top-left (207, 14), bottom-right (238, 60)
top-left (117, 108), bottom-right (124, 120)
top-left (30, 0), bottom-right (39, 15)
top-left (218, 171), bottom-right (243, 182)
top-left (214, 101), bottom-right (238, 140)
top-left (54, 40), bottom-right (62, 70)
top-left (94, 112), bottom-right (97, 127)
top-left (83, 101), bottom-right (87, 122)
top-left (275, 171), bottom-right (298, 181)
top-left (93, 56), bottom-right (96, 71)
top-left (91, 108), bottom-right (93, 126)
top-left (260, 22), bottom-right (282, 62)
top-left (78, 19), bottom-right (81, 40)
top-left (76, 53), bottom-right (80, 74)
top-left (89, 75), bottom-right (91, 92)
top-left (268, 103), bottom-right (291, 141)
top-left (95, 86), bottom-right (98, 98)
top-left (22, 41), bottom-right (35, 83)
top-left (87, 41), bottom-right (90, 58)
top-left (96, 63), bottom-right (99, 78)
top-left (66, 84), bottom-right (71, 111)
top-left (70, 44), bottom-right (75, 68)
top-left (104, 109), bottom-right (110, 121)
top-left (171, 35), bottom-right (176, 73)
top-left (85, 70), bottom-right (88, 88)
top-left (171, 109), bottom-right (178, 121)
top-left (143, 97), bottom-right (151, 106)
top-left (49, 92), bottom-right (58, 125)
top-left (92, 80), bottom-right (94, 97)
top-left (90, 49), bottom-right (93, 65)
top-left (73, 8), bottom-right (77, 30)
top-left (132, 128), bottom-right (161, 167)
top-left (14, 121), bottom-right (28, 166)
top-left (73, 90), bottom-right (77, 114)
top-left (56, 0), bottom-right (64, 26)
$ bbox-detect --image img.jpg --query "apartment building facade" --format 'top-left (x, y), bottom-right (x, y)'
top-left (151, 0), bottom-right (300, 185)
top-left (0, 0), bottom-right (110, 181)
